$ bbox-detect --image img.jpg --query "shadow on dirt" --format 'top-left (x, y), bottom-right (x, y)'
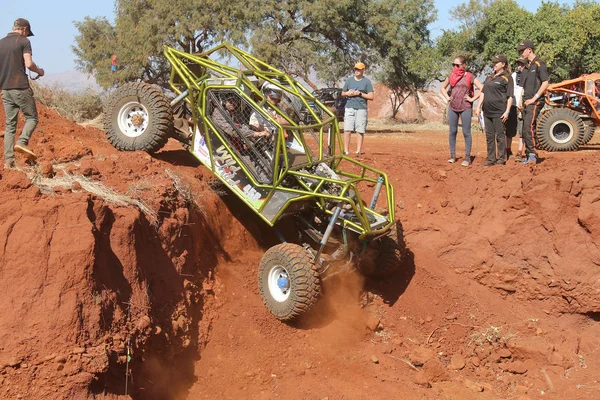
top-left (365, 249), bottom-right (416, 307)
top-left (153, 149), bottom-right (202, 167)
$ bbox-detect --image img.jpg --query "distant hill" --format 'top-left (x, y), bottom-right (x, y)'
top-left (41, 70), bottom-right (102, 93)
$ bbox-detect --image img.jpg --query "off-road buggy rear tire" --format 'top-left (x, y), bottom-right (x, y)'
top-left (258, 243), bottom-right (321, 321)
top-left (360, 220), bottom-right (406, 277)
top-left (536, 109), bottom-right (584, 151)
top-left (104, 82), bottom-right (173, 153)
top-left (582, 120), bottom-right (596, 145)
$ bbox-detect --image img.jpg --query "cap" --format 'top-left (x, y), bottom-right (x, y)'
top-left (262, 81), bottom-right (283, 100)
top-left (491, 54), bottom-right (508, 64)
top-left (14, 18), bottom-right (34, 37)
top-left (354, 62), bottom-right (366, 70)
top-left (515, 57), bottom-right (527, 65)
top-left (517, 40), bottom-right (534, 51)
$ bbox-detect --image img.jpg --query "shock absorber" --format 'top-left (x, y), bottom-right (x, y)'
top-left (314, 202), bottom-right (343, 264)
top-left (369, 176), bottom-right (384, 210)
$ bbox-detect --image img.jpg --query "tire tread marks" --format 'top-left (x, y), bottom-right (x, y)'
top-left (104, 82), bottom-right (172, 153)
top-left (582, 120), bottom-right (596, 145)
top-left (258, 243), bottom-right (321, 321)
top-left (536, 109), bottom-right (584, 152)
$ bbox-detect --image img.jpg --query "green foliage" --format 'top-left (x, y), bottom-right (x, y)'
top-left (441, 0), bottom-right (600, 81)
top-left (73, 0), bottom-right (250, 89)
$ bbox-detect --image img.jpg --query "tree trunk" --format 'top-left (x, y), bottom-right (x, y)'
top-left (412, 87), bottom-right (424, 123)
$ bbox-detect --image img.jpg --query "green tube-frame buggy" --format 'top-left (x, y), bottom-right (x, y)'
top-left (103, 43), bottom-right (406, 321)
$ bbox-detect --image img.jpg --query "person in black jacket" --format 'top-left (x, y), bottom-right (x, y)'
top-left (475, 55), bottom-right (514, 166)
top-left (517, 40), bottom-right (549, 164)
top-left (0, 18), bottom-right (44, 169)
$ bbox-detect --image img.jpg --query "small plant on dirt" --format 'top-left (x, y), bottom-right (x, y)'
top-left (470, 325), bottom-right (517, 346)
top-left (31, 81), bottom-right (104, 123)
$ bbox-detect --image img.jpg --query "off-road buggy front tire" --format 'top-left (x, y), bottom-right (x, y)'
top-left (360, 220), bottom-right (406, 277)
top-left (104, 82), bottom-right (173, 153)
top-left (536, 109), bottom-right (584, 151)
top-left (258, 243), bottom-right (321, 321)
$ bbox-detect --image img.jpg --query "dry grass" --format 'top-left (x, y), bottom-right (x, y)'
top-left (23, 165), bottom-right (158, 225)
top-left (31, 81), bottom-right (104, 123)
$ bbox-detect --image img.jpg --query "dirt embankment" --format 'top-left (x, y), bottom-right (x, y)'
top-left (0, 101), bottom-right (599, 399)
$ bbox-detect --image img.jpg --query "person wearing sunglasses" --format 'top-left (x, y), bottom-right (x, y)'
top-left (0, 18), bottom-right (44, 169)
top-left (341, 62), bottom-right (374, 156)
top-left (440, 56), bottom-right (484, 167)
top-left (475, 55), bottom-right (514, 166)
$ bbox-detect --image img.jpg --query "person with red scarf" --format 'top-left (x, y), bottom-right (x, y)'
top-left (440, 56), bottom-right (483, 166)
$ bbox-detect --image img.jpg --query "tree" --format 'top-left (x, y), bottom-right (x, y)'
top-left (73, 0), bottom-right (250, 89)
top-left (246, 0), bottom-right (375, 90)
top-left (371, 0), bottom-right (437, 121)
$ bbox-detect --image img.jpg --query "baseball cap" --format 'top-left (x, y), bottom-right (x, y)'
top-left (517, 40), bottom-right (534, 51)
top-left (354, 62), bottom-right (366, 70)
top-left (491, 54), bottom-right (508, 64)
top-left (14, 18), bottom-right (34, 37)
top-left (515, 57), bottom-right (527, 65)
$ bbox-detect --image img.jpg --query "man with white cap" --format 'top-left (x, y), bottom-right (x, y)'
top-left (0, 18), bottom-right (44, 169)
top-left (341, 62), bottom-right (374, 156)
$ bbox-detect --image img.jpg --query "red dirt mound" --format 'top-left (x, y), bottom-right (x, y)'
top-left (1, 100), bottom-right (599, 400)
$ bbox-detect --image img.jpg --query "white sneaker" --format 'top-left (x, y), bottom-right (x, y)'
top-left (448, 157), bottom-right (457, 163)
top-left (461, 160), bottom-right (470, 167)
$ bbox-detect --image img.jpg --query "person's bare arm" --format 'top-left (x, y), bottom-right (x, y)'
top-left (23, 53), bottom-right (44, 76)
top-left (361, 91), bottom-right (374, 101)
top-left (440, 78), bottom-right (450, 101)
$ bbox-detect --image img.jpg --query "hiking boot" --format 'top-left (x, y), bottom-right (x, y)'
top-left (461, 159), bottom-right (470, 167)
top-left (448, 157), bottom-right (457, 163)
top-left (14, 144), bottom-right (37, 161)
top-left (496, 159), bottom-right (507, 165)
top-left (522, 154), bottom-right (537, 164)
top-left (479, 161), bottom-right (495, 167)
top-left (514, 151), bottom-right (523, 162)
top-left (4, 160), bottom-right (15, 170)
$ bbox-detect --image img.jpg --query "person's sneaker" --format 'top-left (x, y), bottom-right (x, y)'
top-left (522, 154), bottom-right (537, 164)
top-left (479, 161), bottom-right (495, 167)
top-left (461, 160), bottom-right (470, 167)
top-left (506, 149), bottom-right (513, 158)
top-left (4, 160), bottom-right (15, 170)
top-left (14, 144), bottom-right (37, 161)
top-left (448, 157), bottom-right (457, 163)
top-left (343, 151), bottom-right (349, 155)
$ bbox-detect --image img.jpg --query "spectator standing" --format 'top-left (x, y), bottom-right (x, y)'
top-left (440, 56), bottom-right (483, 166)
top-left (341, 62), bottom-right (374, 156)
top-left (507, 57), bottom-right (527, 160)
top-left (475, 55), bottom-right (514, 166)
top-left (517, 40), bottom-right (549, 164)
top-left (0, 18), bottom-right (44, 169)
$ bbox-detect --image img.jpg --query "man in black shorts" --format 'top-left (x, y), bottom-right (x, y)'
top-left (0, 18), bottom-right (44, 169)
top-left (517, 40), bottom-right (548, 164)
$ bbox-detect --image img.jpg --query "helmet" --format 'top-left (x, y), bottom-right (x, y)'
top-left (262, 81), bottom-right (283, 100)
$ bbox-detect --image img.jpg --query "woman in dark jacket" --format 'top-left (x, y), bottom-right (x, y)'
top-left (475, 55), bottom-right (514, 166)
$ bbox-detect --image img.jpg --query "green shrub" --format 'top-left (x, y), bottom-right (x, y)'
top-left (31, 81), bottom-right (104, 123)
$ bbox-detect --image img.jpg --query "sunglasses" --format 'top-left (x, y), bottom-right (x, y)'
top-left (452, 63), bottom-right (461, 67)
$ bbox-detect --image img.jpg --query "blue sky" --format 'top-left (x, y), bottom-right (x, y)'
top-left (0, 0), bottom-right (575, 75)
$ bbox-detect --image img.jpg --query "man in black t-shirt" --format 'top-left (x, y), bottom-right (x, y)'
top-left (0, 18), bottom-right (44, 169)
top-left (516, 39), bottom-right (548, 164)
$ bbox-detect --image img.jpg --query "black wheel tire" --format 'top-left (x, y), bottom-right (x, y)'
top-left (258, 243), bottom-right (321, 321)
top-left (582, 121), bottom-right (596, 145)
top-left (535, 109), bottom-right (584, 152)
top-left (104, 82), bottom-right (173, 152)
top-left (361, 220), bottom-right (406, 277)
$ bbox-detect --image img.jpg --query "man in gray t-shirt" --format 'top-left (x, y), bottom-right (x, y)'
top-left (341, 62), bottom-right (374, 156)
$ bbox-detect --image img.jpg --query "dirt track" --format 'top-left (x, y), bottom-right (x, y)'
top-left (0, 103), bottom-right (599, 399)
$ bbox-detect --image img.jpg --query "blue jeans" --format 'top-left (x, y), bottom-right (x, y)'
top-left (447, 108), bottom-right (472, 159)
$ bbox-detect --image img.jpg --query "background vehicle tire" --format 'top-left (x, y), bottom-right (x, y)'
top-left (258, 243), bottom-right (321, 321)
top-left (360, 220), bottom-right (406, 277)
top-left (535, 109), bottom-right (584, 151)
top-left (581, 120), bottom-right (596, 145)
top-left (104, 82), bottom-right (173, 152)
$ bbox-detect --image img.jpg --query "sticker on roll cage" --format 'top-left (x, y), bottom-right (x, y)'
top-left (213, 145), bottom-right (269, 208)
